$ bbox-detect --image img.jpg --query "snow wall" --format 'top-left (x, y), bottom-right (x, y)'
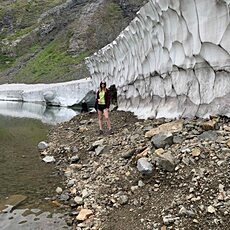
top-left (85, 0), bottom-right (230, 119)
top-left (0, 79), bottom-right (94, 107)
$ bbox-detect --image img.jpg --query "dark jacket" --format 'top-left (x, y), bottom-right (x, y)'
top-left (95, 89), bottom-right (110, 109)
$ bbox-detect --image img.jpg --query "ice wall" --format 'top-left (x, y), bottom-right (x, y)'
top-left (86, 0), bottom-right (230, 119)
top-left (0, 79), bottom-right (94, 107)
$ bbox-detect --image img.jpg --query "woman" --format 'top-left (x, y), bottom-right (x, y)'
top-left (95, 81), bottom-right (113, 135)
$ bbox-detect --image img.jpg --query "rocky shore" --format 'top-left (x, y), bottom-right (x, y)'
top-left (40, 110), bottom-right (230, 230)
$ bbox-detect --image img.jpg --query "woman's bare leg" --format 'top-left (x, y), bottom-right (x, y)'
top-left (104, 109), bottom-right (111, 130)
top-left (98, 110), bottom-right (103, 130)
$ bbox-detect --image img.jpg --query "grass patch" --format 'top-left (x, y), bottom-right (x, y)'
top-left (0, 54), bottom-right (16, 71)
top-left (14, 34), bottom-right (90, 83)
top-left (7, 26), bottom-right (35, 41)
top-left (0, 0), bottom-right (65, 39)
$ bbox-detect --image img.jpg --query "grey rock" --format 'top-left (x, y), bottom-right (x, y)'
top-left (151, 132), bottom-right (173, 148)
top-left (121, 149), bottom-right (135, 159)
top-left (38, 141), bottom-right (49, 150)
top-left (137, 158), bottom-right (153, 175)
top-left (198, 131), bottom-right (218, 141)
top-left (56, 187), bottom-right (63, 194)
top-left (74, 196), bottom-right (84, 205)
top-left (89, 139), bottom-right (104, 151)
top-left (95, 145), bottom-right (105, 155)
top-left (39, 20), bottom-right (56, 37)
top-left (179, 206), bottom-right (196, 217)
top-left (59, 194), bottom-right (69, 201)
top-left (72, 146), bottom-right (78, 153)
top-left (118, 195), bottom-right (129, 205)
top-left (163, 215), bottom-right (180, 225)
top-left (138, 180), bottom-right (145, 187)
top-left (82, 189), bottom-right (90, 198)
top-left (42, 156), bottom-right (55, 163)
top-left (156, 152), bottom-right (175, 172)
top-left (92, 139), bottom-right (104, 147)
top-left (67, 179), bottom-right (76, 187)
top-left (173, 135), bottom-right (183, 144)
top-left (70, 155), bottom-right (80, 163)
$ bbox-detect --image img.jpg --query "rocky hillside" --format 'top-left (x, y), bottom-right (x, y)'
top-left (41, 110), bottom-right (230, 230)
top-left (0, 0), bottom-right (147, 84)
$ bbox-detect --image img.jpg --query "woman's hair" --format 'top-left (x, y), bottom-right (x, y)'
top-left (99, 81), bottom-right (106, 91)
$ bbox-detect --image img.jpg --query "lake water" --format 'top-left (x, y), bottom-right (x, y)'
top-left (0, 101), bottom-right (77, 229)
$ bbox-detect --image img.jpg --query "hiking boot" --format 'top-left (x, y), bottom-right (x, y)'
top-left (108, 129), bottom-right (114, 135)
top-left (99, 129), bottom-right (103, 135)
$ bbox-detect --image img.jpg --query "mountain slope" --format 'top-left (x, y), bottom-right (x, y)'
top-left (0, 0), bottom-right (147, 84)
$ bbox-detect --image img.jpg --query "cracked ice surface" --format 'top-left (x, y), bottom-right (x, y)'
top-left (86, 0), bottom-right (230, 119)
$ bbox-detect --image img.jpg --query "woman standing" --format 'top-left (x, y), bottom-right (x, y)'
top-left (95, 81), bottom-right (113, 135)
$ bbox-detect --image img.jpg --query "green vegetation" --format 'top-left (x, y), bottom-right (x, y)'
top-left (0, 0), bottom-right (145, 84)
top-left (8, 26), bottom-right (35, 41)
top-left (0, 54), bottom-right (16, 71)
top-left (0, 0), bottom-right (65, 41)
top-left (14, 33), bottom-right (90, 83)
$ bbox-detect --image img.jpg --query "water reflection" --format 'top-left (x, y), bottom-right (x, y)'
top-left (0, 101), bottom-right (79, 124)
top-left (0, 209), bottom-right (70, 230)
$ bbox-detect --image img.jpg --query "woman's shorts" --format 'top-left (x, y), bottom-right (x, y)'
top-left (98, 104), bottom-right (107, 112)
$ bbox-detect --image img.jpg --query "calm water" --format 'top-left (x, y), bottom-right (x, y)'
top-left (0, 102), bottom-right (76, 229)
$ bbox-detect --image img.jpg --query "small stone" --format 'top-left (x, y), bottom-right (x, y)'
top-left (179, 206), bottom-right (195, 217)
top-left (137, 158), bottom-right (153, 175)
top-left (131, 186), bottom-right (139, 192)
top-left (207, 205), bottom-right (215, 214)
top-left (76, 209), bottom-right (93, 221)
top-left (155, 148), bottom-right (165, 155)
top-left (74, 196), bottom-right (84, 205)
top-left (118, 195), bottom-right (129, 205)
top-left (151, 133), bottom-right (173, 149)
top-left (163, 215), bottom-right (179, 225)
top-left (67, 179), bottom-right (76, 187)
top-left (95, 145), bottom-right (105, 155)
top-left (56, 187), bottom-right (63, 194)
top-left (92, 139), bottom-right (104, 147)
top-left (121, 149), bottom-right (136, 159)
top-left (201, 119), bottom-right (218, 131)
top-left (192, 148), bottom-right (201, 157)
top-left (70, 155), bottom-right (80, 163)
top-left (156, 151), bottom-right (175, 172)
top-left (59, 194), bottom-right (69, 201)
top-left (37, 141), bottom-right (49, 150)
top-left (70, 187), bottom-right (77, 195)
top-left (42, 156), bottom-right (55, 163)
top-left (82, 189), bottom-right (89, 198)
top-left (138, 180), bottom-right (145, 187)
